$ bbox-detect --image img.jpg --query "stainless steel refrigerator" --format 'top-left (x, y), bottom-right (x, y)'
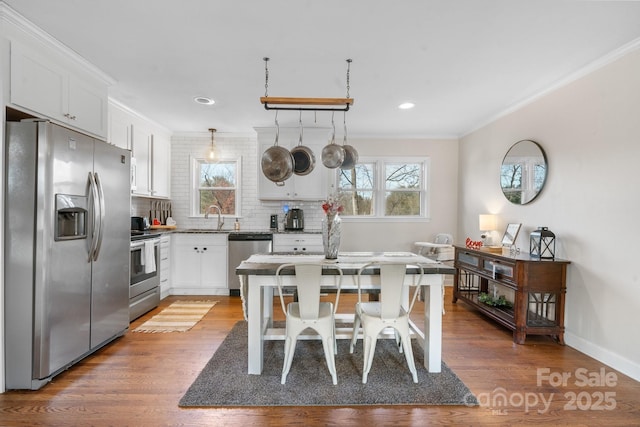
top-left (4, 120), bottom-right (131, 390)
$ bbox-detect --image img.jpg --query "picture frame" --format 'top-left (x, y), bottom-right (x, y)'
top-left (501, 223), bottom-right (522, 246)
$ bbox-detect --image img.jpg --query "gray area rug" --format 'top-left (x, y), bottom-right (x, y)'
top-left (179, 321), bottom-right (478, 407)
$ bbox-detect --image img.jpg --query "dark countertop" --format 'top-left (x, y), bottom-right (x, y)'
top-left (236, 252), bottom-right (456, 276)
top-left (130, 229), bottom-right (169, 240)
top-left (172, 229), bottom-right (321, 235)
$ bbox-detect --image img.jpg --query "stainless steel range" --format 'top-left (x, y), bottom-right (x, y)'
top-left (130, 232), bottom-right (161, 320)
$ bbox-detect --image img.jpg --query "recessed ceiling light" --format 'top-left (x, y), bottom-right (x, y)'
top-left (194, 96), bottom-right (215, 105)
top-left (398, 102), bottom-right (415, 110)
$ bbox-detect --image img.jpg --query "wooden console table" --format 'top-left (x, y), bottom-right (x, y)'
top-left (453, 246), bottom-right (570, 344)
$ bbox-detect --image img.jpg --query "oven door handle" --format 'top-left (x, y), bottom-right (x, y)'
top-left (131, 239), bottom-right (160, 250)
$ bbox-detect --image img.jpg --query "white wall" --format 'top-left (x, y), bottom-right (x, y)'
top-left (339, 137), bottom-right (459, 253)
top-left (458, 47), bottom-right (640, 381)
top-left (169, 133), bottom-right (459, 253)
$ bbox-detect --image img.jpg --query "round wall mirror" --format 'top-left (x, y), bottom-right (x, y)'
top-left (500, 140), bottom-right (547, 205)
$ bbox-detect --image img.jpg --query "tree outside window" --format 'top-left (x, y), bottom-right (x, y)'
top-left (385, 163), bottom-right (422, 216)
top-left (338, 163), bottom-right (375, 215)
top-left (194, 160), bottom-right (238, 216)
top-left (337, 158), bottom-right (427, 217)
top-left (501, 159), bottom-right (544, 205)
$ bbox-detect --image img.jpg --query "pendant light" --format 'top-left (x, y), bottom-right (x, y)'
top-left (207, 128), bottom-right (217, 160)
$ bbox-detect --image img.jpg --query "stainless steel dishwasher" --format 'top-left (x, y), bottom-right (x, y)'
top-left (227, 232), bottom-right (273, 296)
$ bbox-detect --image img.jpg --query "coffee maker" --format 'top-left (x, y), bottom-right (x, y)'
top-left (284, 208), bottom-right (304, 231)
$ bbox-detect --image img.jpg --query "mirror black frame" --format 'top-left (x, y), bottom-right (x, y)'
top-left (500, 140), bottom-right (547, 205)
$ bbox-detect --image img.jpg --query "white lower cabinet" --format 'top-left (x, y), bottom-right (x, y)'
top-left (159, 234), bottom-right (171, 299)
top-left (171, 233), bottom-right (228, 295)
top-left (273, 233), bottom-right (323, 253)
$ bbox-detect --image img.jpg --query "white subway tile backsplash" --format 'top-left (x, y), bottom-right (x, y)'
top-left (168, 133), bottom-right (326, 231)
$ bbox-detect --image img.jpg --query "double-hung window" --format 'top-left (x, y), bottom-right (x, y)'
top-left (500, 157), bottom-right (545, 204)
top-left (191, 157), bottom-right (240, 216)
top-left (336, 157), bottom-right (429, 219)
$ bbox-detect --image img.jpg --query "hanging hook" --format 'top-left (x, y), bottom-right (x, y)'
top-left (331, 112), bottom-right (336, 144)
top-left (343, 111), bottom-right (348, 144)
top-left (298, 111), bottom-right (304, 145)
top-left (273, 111), bottom-right (279, 145)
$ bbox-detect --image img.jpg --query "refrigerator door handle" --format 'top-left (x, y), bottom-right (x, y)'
top-left (93, 172), bottom-right (106, 261)
top-left (88, 172), bottom-right (100, 262)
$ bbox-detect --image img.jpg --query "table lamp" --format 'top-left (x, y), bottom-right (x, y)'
top-left (479, 214), bottom-right (498, 246)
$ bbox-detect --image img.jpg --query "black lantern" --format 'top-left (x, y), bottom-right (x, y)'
top-left (529, 227), bottom-right (556, 259)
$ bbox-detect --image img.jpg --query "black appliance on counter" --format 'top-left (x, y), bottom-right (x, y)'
top-left (131, 216), bottom-right (150, 231)
top-left (284, 208), bottom-right (304, 230)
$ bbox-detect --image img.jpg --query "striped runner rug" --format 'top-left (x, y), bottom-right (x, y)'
top-left (132, 301), bottom-right (217, 333)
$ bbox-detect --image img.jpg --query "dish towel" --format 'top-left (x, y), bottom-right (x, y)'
top-left (143, 240), bottom-right (156, 274)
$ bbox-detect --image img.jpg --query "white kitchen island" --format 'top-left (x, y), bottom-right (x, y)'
top-left (236, 252), bottom-right (456, 375)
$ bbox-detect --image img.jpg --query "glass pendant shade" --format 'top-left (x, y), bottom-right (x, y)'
top-left (207, 128), bottom-right (217, 160)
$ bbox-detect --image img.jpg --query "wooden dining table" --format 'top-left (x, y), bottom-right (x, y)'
top-left (236, 251), bottom-right (456, 375)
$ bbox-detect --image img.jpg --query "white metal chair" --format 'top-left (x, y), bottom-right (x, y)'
top-left (276, 262), bottom-right (343, 385)
top-left (349, 262), bottom-right (423, 383)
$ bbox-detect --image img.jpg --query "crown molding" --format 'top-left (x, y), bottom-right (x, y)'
top-left (0, 1), bottom-right (115, 85)
top-left (462, 36), bottom-right (640, 138)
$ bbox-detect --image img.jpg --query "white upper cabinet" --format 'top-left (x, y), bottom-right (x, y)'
top-left (256, 127), bottom-right (331, 201)
top-left (108, 102), bottom-right (133, 150)
top-left (110, 100), bottom-right (171, 198)
top-left (131, 118), bottom-right (152, 196)
top-left (151, 131), bottom-right (171, 198)
top-left (10, 42), bottom-right (108, 138)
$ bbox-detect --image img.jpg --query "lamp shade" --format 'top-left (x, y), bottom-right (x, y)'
top-left (479, 214), bottom-right (497, 231)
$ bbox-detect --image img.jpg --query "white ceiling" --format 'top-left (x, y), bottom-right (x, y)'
top-left (5, 0), bottom-right (640, 138)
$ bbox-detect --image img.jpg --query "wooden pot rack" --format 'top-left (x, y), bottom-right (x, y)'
top-left (260, 96), bottom-right (354, 112)
top-left (260, 58), bottom-right (354, 112)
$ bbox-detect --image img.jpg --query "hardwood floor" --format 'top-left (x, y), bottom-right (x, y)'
top-left (1, 288), bottom-right (639, 426)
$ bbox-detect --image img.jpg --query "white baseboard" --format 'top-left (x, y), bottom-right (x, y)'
top-left (168, 287), bottom-right (230, 296)
top-left (565, 332), bottom-right (640, 382)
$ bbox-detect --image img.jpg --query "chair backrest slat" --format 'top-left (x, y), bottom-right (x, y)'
top-left (379, 264), bottom-right (407, 320)
top-left (357, 262), bottom-right (424, 320)
top-left (295, 264), bottom-right (323, 320)
top-left (276, 262), bottom-right (343, 321)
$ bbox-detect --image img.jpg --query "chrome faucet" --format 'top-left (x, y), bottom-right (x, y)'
top-left (204, 205), bottom-right (225, 231)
